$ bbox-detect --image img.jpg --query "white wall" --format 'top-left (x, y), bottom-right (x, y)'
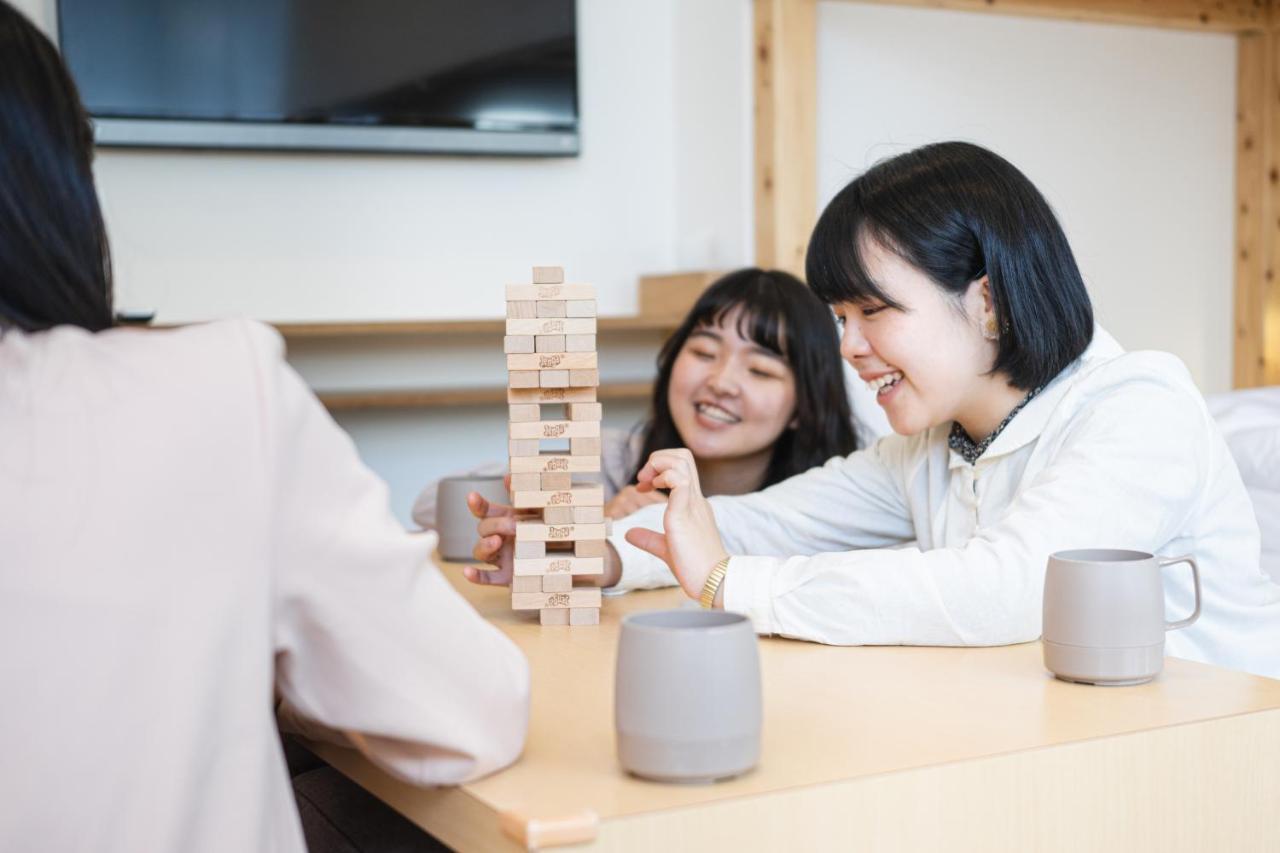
top-left (817, 3), bottom-right (1236, 393)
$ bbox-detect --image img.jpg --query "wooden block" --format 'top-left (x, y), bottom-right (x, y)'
top-left (506, 318), bottom-right (597, 336)
top-left (510, 472), bottom-right (542, 492)
top-left (509, 439), bottom-right (541, 457)
top-left (506, 283), bottom-right (594, 301)
top-left (512, 485), bottom-right (605, 508)
top-left (570, 607), bottom-right (600, 626)
top-left (509, 420), bottom-right (601, 440)
top-left (511, 588), bottom-right (603, 611)
top-left (515, 523), bottom-right (608, 542)
top-left (575, 539), bottom-right (608, 558)
top-left (506, 352), bottom-right (597, 371)
top-left (572, 505), bottom-right (604, 524)
top-left (566, 402), bottom-right (602, 421)
top-left (571, 437), bottom-right (602, 456)
top-left (532, 266), bottom-right (564, 284)
top-left (509, 370), bottom-right (539, 389)
top-left (508, 453), bottom-right (602, 473)
top-left (542, 573), bottom-right (572, 592)
top-left (499, 808), bottom-right (599, 849)
top-left (535, 334), bottom-right (566, 353)
top-left (540, 471), bottom-right (572, 491)
top-left (508, 404), bottom-right (540, 422)
top-left (507, 386), bottom-right (598, 404)
top-left (514, 540), bottom-right (546, 559)
top-left (513, 556), bottom-right (605, 577)
top-left (566, 299), bottom-right (596, 317)
top-left (542, 506), bottom-right (574, 524)
top-left (540, 369), bottom-right (570, 388)
top-left (564, 334), bottom-right (596, 352)
top-left (569, 369), bottom-right (599, 388)
top-left (504, 335), bottom-right (535, 354)
top-left (507, 300), bottom-right (537, 319)
top-left (539, 608), bottom-right (570, 626)
top-left (536, 300), bottom-right (568, 318)
top-left (639, 270), bottom-right (719, 318)
top-left (512, 575), bottom-right (543, 593)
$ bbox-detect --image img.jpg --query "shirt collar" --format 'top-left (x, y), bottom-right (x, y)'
top-left (947, 325), bottom-right (1124, 468)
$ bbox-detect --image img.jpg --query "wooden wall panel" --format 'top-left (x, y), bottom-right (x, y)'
top-left (844, 0), bottom-right (1268, 33)
top-left (754, 0), bottom-right (817, 277)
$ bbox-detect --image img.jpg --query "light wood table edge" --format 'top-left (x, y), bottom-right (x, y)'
top-left (312, 705), bottom-right (1280, 852)
top-left (589, 707), bottom-right (1280, 852)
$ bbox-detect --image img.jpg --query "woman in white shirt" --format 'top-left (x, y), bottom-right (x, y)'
top-left (471, 141), bottom-right (1280, 678)
top-left (0, 6), bottom-right (528, 852)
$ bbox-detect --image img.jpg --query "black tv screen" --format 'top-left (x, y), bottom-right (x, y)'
top-left (57, 0), bottom-right (579, 155)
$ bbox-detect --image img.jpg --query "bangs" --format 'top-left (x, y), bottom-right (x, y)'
top-left (686, 275), bottom-right (790, 358)
top-left (806, 183), bottom-right (904, 310)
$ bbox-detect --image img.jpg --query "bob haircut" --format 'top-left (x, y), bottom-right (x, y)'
top-left (632, 268), bottom-right (857, 488)
top-left (805, 141), bottom-right (1093, 390)
top-left (0, 1), bottom-right (113, 332)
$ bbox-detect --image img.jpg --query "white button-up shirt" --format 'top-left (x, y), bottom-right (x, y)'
top-left (610, 329), bottom-right (1280, 679)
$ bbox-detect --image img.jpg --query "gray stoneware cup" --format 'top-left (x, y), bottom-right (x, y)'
top-left (436, 475), bottom-right (509, 561)
top-left (1042, 549), bottom-right (1202, 686)
top-left (614, 610), bottom-right (762, 783)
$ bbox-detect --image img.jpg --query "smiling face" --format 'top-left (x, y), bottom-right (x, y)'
top-left (666, 308), bottom-right (799, 463)
top-left (833, 237), bottom-right (1000, 437)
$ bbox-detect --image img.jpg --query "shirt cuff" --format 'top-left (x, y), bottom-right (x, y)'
top-left (721, 555), bottom-right (781, 635)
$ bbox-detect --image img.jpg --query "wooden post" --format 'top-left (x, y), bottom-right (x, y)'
top-left (754, 0), bottom-right (817, 278)
top-left (1235, 26), bottom-right (1280, 387)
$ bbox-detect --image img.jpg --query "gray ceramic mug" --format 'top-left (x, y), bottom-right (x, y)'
top-left (436, 475), bottom-right (509, 561)
top-left (614, 610), bottom-right (761, 783)
top-left (1042, 549), bottom-right (1202, 686)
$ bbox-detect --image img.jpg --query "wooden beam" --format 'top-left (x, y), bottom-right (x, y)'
top-left (843, 0), bottom-right (1269, 33)
top-left (1234, 28), bottom-right (1280, 387)
top-left (754, 0), bottom-right (817, 277)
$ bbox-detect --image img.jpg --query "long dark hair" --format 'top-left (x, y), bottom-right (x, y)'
top-left (807, 141), bottom-right (1093, 390)
top-left (632, 268), bottom-right (857, 488)
top-left (0, 2), bottom-right (113, 332)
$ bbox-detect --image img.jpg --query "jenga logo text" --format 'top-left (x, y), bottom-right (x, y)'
top-left (547, 593), bottom-right (570, 607)
top-left (548, 491), bottom-right (572, 505)
top-left (541, 320), bottom-right (564, 333)
top-left (538, 355), bottom-right (563, 368)
top-left (546, 458), bottom-right (568, 471)
top-left (536, 285), bottom-right (562, 298)
top-left (544, 389), bottom-right (565, 400)
top-left (548, 526), bottom-right (571, 539)
top-left (542, 423), bottom-right (567, 437)
top-left (548, 559), bottom-right (571, 573)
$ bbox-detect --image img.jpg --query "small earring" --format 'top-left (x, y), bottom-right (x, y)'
top-left (983, 317), bottom-right (999, 341)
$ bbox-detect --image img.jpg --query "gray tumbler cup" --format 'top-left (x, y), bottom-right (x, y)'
top-left (614, 609), bottom-right (762, 783)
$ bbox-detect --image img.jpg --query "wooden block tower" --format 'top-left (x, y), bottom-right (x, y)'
top-left (505, 267), bottom-right (604, 626)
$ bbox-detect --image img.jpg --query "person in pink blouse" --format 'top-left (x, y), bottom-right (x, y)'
top-left (0, 5), bottom-right (530, 852)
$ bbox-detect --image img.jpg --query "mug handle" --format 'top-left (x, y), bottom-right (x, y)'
top-left (1159, 554), bottom-right (1201, 631)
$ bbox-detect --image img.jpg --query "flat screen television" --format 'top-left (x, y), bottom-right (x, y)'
top-left (57, 0), bottom-right (579, 156)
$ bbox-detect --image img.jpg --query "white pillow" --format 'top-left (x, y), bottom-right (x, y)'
top-left (1206, 386), bottom-right (1280, 582)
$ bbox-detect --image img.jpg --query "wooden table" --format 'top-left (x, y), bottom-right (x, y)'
top-left (310, 563), bottom-right (1280, 851)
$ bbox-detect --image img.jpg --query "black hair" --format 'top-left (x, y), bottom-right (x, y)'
top-left (806, 141), bottom-right (1093, 390)
top-left (0, 1), bottom-right (113, 332)
top-left (632, 268), bottom-right (857, 488)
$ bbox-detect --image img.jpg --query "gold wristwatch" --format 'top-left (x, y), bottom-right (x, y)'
top-left (698, 556), bottom-right (731, 609)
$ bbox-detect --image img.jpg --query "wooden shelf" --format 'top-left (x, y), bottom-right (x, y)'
top-left (318, 380), bottom-right (654, 411)
top-left (274, 316), bottom-right (681, 340)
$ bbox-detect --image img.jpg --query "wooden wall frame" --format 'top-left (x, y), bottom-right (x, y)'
top-left (755, 0), bottom-right (1280, 387)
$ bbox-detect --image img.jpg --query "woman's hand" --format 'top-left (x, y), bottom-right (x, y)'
top-left (465, 490), bottom-right (519, 586)
top-left (604, 484), bottom-right (668, 519)
top-left (623, 448), bottom-right (728, 601)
